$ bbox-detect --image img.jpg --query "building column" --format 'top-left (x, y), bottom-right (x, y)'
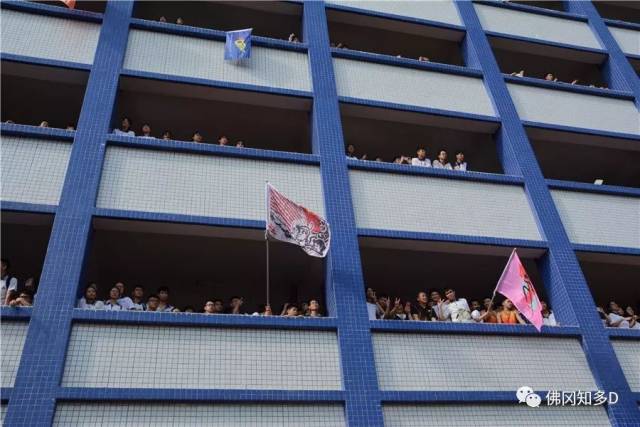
top-left (4, 2), bottom-right (133, 426)
top-left (455, 2), bottom-right (638, 425)
top-left (303, 2), bottom-right (384, 426)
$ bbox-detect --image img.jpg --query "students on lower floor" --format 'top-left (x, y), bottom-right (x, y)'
top-left (453, 151), bottom-right (467, 171)
top-left (146, 294), bottom-right (160, 312)
top-left (113, 117), bottom-right (134, 136)
top-left (115, 282), bottom-right (134, 310)
top-left (9, 290), bottom-right (33, 307)
top-left (411, 147), bottom-right (431, 167)
top-left (130, 285), bottom-right (146, 310)
top-left (411, 291), bottom-right (432, 321)
top-left (541, 301), bottom-right (557, 326)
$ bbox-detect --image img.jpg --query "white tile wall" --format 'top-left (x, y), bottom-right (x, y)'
top-left (551, 190), bottom-right (640, 249)
top-left (474, 3), bottom-right (601, 49)
top-left (612, 340), bottom-right (640, 392)
top-left (1, 321), bottom-right (29, 388)
top-left (383, 404), bottom-right (610, 427)
top-left (333, 58), bottom-right (496, 117)
top-left (62, 324), bottom-right (342, 390)
top-left (508, 84), bottom-right (640, 135)
top-left (608, 26), bottom-right (640, 57)
top-left (97, 147), bottom-right (324, 220)
top-left (124, 30), bottom-right (312, 92)
top-left (53, 403), bottom-right (346, 427)
top-left (326, 0), bottom-right (462, 26)
top-left (0, 9), bottom-right (99, 64)
top-left (349, 170), bottom-right (542, 241)
top-left (1, 136), bottom-right (71, 206)
top-left (373, 333), bottom-right (596, 391)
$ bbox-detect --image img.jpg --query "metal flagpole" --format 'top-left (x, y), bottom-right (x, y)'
top-left (265, 230), bottom-right (270, 307)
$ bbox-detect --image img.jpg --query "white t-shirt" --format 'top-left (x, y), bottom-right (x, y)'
top-left (129, 300), bottom-right (146, 311)
top-left (114, 128), bottom-right (135, 137)
top-left (118, 297), bottom-right (134, 310)
top-left (608, 312), bottom-right (630, 328)
top-left (432, 160), bottom-right (452, 170)
top-left (444, 298), bottom-right (472, 322)
top-left (78, 298), bottom-right (105, 310)
top-left (140, 135), bottom-right (155, 139)
top-left (411, 157), bottom-right (431, 167)
top-left (367, 302), bottom-right (378, 320)
top-left (0, 275), bottom-right (18, 304)
top-left (104, 300), bottom-right (123, 311)
top-left (542, 312), bottom-right (557, 326)
top-left (453, 162), bottom-right (467, 171)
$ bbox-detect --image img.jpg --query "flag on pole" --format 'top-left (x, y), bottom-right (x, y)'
top-left (60, 0), bottom-right (76, 8)
top-left (224, 28), bottom-right (252, 61)
top-left (495, 249), bottom-right (544, 331)
top-left (266, 183), bottom-right (330, 258)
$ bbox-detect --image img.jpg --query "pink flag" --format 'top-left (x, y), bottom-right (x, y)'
top-left (495, 249), bottom-right (543, 331)
top-left (60, 0), bottom-right (76, 9)
top-left (266, 183), bottom-right (330, 258)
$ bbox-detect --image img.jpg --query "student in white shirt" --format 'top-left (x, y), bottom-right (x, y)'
top-left (129, 285), bottom-right (146, 310)
top-left (78, 285), bottom-right (104, 309)
top-left (140, 123), bottom-right (154, 139)
top-left (625, 306), bottom-right (640, 329)
top-left (411, 147), bottom-right (431, 167)
top-left (453, 151), bottom-right (467, 171)
top-left (104, 286), bottom-right (123, 311)
top-left (114, 282), bottom-right (134, 310)
top-left (1, 258), bottom-right (18, 305)
top-left (442, 288), bottom-right (472, 322)
top-left (432, 149), bottom-right (453, 170)
top-left (113, 117), bottom-right (135, 136)
top-left (366, 287), bottom-right (381, 320)
top-left (157, 286), bottom-right (174, 312)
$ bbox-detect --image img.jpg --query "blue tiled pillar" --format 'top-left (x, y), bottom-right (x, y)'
top-left (565, 1), bottom-right (640, 103)
top-left (4, 2), bottom-right (133, 426)
top-left (303, 2), bottom-right (384, 426)
top-left (455, 2), bottom-right (639, 425)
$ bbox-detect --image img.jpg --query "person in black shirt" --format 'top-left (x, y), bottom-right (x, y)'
top-left (411, 291), bottom-right (432, 321)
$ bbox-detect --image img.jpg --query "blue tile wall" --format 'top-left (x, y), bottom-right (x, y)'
top-left (2, 1), bottom-right (639, 426)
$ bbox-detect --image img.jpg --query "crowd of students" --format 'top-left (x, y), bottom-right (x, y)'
top-left (365, 287), bottom-right (558, 325)
top-left (77, 282), bottom-right (324, 317)
top-left (3, 258), bottom-right (638, 329)
top-left (113, 117), bottom-right (246, 148)
top-left (510, 70), bottom-right (609, 89)
top-left (347, 144), bottom-right (468, 171)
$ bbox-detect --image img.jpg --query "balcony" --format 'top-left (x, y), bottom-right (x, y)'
top-left (551, 190), bottom-right (640, 250)
top-left (350, 170), bottom-right (541, 242)
top-left (96, 146), bottom-right (323, 220)
top-left (1, 135), bottom-right (72, 207)
top-left (0, 7), bottom-right (100, 64)
top-left (334, 59), bottom-right (496, 117)
top-left (608, 25), bottom-right (640, 57)
top-left (114, 76), bottom-right (312, 153)
top-left (325, 0), bottom-right (463, 27)
top-left (593, 1), bottom-right (640, 25)
top-left (474, 3), bottom-right (601, 50)
top-left (123, 29), bottom-right (311, 93)
top-left (326, 5), bottom-right (464, 66)
top-left (528, 126), bottom-right (640, 188)
top-left (2, 61), bottom-right (88, 129)
top-left (508, 83), bottom-right (640, 135)
top-left (133, 1), bottom-right (302, 41)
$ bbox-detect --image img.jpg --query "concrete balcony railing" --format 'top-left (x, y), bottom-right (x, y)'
top-left (1, 135), bottom-right (72, 207)
top-left (551, 189), bottom-right (640, 250)
top-left (97, 145), bottom-right (324, 220)
top-left (0, 8), bottom-right (100, 64)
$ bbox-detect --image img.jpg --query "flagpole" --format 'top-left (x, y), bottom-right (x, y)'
top-left (265, 230), bottom-right (270, 307)
top-left (489, 248), bottom-right (517, 308)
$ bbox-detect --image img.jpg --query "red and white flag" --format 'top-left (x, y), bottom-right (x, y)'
top-left (266, 183), bottom-right (330, 258)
